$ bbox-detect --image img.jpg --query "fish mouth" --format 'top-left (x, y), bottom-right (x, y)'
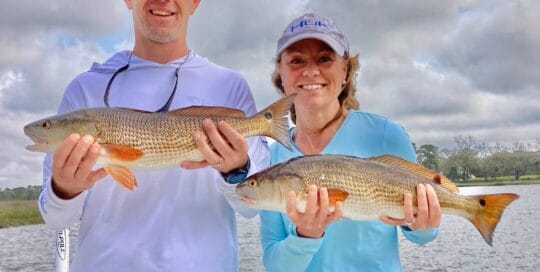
top-left (25, 136), bottom-right (48, 152)
top-left (240, 196), bottom-right (256, 206)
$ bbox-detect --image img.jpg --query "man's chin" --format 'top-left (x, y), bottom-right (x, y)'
top-left (142, 27), bottom-right (180, 43)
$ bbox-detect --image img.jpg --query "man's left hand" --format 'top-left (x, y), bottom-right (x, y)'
top-left (181, 119), bottom-right (249, 173)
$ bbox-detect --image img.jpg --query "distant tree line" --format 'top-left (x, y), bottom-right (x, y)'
top-left (415, 136), bottom-right (540, 182)
top-left (0, 185), bottom-right (41, 201)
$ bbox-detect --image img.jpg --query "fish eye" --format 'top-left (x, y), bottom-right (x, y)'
top-left (249, 180), bottom-right (257, 187)
top-left (41, 121), bottom-right (51, 129)
top-left (264, 112), bottom-right (272, 120)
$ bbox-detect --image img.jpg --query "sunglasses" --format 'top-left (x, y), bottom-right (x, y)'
top-left (103, 51), bottom-right (193, 112)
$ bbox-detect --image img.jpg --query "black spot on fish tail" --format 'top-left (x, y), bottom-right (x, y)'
top-left (479, 199), bottom-right (486, 206)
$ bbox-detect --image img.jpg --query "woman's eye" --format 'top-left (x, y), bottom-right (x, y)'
top-left (320, 56), bottom-right (332, 62)
top-left (290, 58), bottom-right (303, 64)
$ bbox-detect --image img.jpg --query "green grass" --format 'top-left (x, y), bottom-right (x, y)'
top-left (0, 200), bottom-right (44, 228)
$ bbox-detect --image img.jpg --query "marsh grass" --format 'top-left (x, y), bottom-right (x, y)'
top-left (0, 200), bottom-right (44, 228)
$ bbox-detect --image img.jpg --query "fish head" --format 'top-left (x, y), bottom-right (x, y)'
top-left (236, 169), bottom-right (305, 212)
top-left (23, 110), bottom-right (98, 153)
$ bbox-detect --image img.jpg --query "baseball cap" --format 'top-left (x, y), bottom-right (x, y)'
top-left (276, 13), bottom-right (349, 57)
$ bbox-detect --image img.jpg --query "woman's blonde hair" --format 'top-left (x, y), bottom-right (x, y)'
top-left (272, 53), bottom-right (360, 123)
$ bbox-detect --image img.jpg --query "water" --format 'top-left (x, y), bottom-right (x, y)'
top-left (1, 184), bottom-right (538, 271)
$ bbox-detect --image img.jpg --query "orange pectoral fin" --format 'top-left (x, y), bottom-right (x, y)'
top-left (101, 144), bottom-right (143, 162)
top-left (327, 188), bottom-right (349, 211)
top-left (104, 165), bottom-right (138, 191)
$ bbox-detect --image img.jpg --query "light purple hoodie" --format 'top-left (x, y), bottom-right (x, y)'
top-left (39, 50), bottom-right (269, 271)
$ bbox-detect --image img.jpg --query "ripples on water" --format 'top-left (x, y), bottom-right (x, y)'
top-left (1, 185), bottom-right (538, 271)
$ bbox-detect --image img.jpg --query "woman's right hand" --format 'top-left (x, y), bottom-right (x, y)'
top-left (286, 185), bottom-right (343, 238)
top-left (51, 134), bottom-right (107, 199)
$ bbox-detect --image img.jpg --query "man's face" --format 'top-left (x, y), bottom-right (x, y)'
top-left (125, 0), bottom-right (200, 43)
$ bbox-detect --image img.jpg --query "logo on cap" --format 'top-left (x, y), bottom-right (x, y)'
top-left (289, 18), bottom-right (332, 33)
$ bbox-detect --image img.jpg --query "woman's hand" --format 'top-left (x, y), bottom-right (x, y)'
top-left (286, 185), bottom-right (343, 238)
top-left (380, 183), bottom-right (441, 230)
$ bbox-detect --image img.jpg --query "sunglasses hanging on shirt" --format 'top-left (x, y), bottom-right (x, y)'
top-left (103, 51), bottom-right (193, 112)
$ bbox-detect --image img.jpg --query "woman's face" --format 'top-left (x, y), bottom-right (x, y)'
top-left (277, 38), bottom-right (347, 112)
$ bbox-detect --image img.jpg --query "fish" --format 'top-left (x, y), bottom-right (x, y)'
top-left (236, 154), bottom-right (519, 246)
top-left (24, 94), bottom-right (296, 191)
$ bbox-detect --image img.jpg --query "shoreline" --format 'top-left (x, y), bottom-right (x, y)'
top-left (1, 180), bottom-right (538, 228)
top-left (456, 179), bottom-right (540, 187)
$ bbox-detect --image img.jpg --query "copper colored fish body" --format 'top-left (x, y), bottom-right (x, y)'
top-left (236, 154), bottom-right (519, 246)
top-left (24, 95), bottom-right (296, 191)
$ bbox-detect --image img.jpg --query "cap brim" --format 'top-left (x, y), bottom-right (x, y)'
top-left (276, 32), bottom-right (346, 57)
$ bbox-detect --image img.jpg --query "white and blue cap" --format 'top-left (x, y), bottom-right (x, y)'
top-left (276, 13), bottom-right (349, 57)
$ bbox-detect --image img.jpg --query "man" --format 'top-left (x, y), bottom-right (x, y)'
top-left (38, 0), bottom-right (268, 271)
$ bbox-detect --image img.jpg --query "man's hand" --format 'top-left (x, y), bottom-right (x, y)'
top-left (51, 134), bottom-right (107, 199)
top-left (181, 119), bottom-right (249, 173)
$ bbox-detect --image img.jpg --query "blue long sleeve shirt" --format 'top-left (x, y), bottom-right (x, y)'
top-left (259, 110), bottom-right (438, 272)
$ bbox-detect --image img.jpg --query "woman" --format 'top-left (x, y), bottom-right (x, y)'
top-left (259, 13), bottom-right (442, 271)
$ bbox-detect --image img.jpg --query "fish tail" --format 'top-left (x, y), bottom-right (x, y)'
top-left (254, 94), bottom-right (296, 150)
top-left (468, 193), bottom-right (519, 246)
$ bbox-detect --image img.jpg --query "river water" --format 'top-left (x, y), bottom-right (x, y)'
top-left (1, 184), bottom-right (538, 271)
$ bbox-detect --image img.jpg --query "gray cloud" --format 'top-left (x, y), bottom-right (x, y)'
top-left (0, 0), bottom-right (128, 114)
top-left (433, 0), bottom-right (540, 94)
top-left (0, 37), bottom-right (108, 113)
top-left (306, 1), bottom-right (470, 56)
top-left (0, 0), bottom-right (126, 37)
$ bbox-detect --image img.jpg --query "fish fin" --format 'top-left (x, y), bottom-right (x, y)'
top-left (103, 165), bottom-right (138, 191)
top-left (327, 188), bottom-right (349, 213)
top-left (101, 144), bottom-right (144, 162)
top-left (368, 155), bottom-right (459, 193)
top-left (252, 94), bottom-right (296, 150)
top-left (327, 188), bottom-right (349, 206)
top-left (468, 193), bottom-right (519, 246)
top-left (114, 108), bottom-right (153, 113)
top-left (166, 106), bottom-right (246, 117)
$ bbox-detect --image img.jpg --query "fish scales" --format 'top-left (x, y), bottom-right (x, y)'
top-left (87, 109), bottom-right (269, 168)
top-left (236, 154), bottom-right (519, 245)
top-left (272, 155), bottom-right (468, 219)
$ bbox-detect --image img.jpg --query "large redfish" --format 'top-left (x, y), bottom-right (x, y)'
top-left (236, 154), bottom-right (519, 246)
top-left (24, 95), bottom-right (296, 191)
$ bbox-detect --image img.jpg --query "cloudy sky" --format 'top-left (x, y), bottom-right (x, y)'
top-left (1, 0), bottom-right (538, 189)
